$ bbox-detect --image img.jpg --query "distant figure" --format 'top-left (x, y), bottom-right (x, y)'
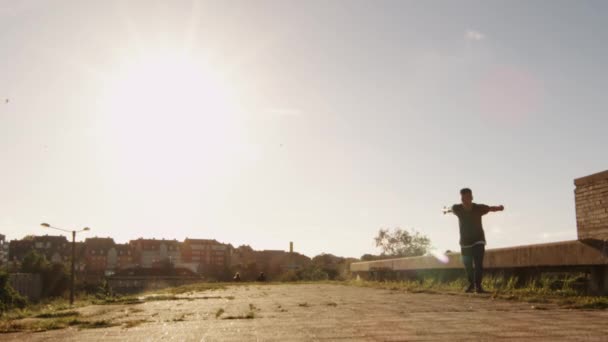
top-left (257, 272), bottom-right (266, 282)
top-left (233, 272), bottom-right (241, 282)
top-left (446, 188), bottom-right (504, 293)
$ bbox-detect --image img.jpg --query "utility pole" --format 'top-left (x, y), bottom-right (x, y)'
top-left (41, 223), bottom-right (90, 305)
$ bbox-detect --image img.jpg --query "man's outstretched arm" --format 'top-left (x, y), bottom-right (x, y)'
top-left (488, 205), bottom-right (504, 212)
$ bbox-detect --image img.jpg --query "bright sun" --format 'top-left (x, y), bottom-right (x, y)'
top-left (100, 52), bottom-right (246, 185)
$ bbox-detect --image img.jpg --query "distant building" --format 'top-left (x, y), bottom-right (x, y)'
top-left (181, 238), bottom-right (231, 274)
top-left (106, 243), bottom-right (136, 271)
top-left (8, 239), bottom-right (33, 263)
top-left (84, 237), bottom-right (116, 274)
top-left (7, 235), bottom-right (71, 267)
top-left (230, 245), bottom-right (310, 280)
top-left (129, 238), bottom-right (182, 268)
top-left (35, 235), bottom-right (70, 263)
top-left (0, 234), bottom-right (8, 266)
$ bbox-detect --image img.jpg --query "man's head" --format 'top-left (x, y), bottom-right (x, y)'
top-left (460, 188), bottom-right (473, 206)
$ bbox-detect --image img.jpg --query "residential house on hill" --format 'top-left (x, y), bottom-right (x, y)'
top-left (129, 238), bottom-right (182, 268)
top-left (84, 237), bottom-right (116, 274)
top-left (181, 238), bottom-right (231, 275)
top-left (0, 234), bottom-right (7, 266)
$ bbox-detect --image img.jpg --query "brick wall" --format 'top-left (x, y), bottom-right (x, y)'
top-left (574, 170), bottom-right (608, 240)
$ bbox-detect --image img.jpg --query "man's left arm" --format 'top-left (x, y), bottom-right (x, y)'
top-left (488, 205), bottom-right (504, 212)
top-left (479, 204), bottom-right (504, 215)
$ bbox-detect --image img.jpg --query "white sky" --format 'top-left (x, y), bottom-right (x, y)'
top-left (1, 1), bottom-right (607, 258)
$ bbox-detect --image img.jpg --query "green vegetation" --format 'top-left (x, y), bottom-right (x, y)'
top-left (363, 227), bottom-right (431, 260)
top-left (21, 251), bottom-right (70, 298)
top-left (350, 273), bottom-right (608, 309)
top-left (34, 310), bottom-right (80, 319)
top-left (0, 271), bottom-right (27, 314)
top-left (76, 319), bottom-right (120, 329)
top-left (215, 308), bottom-right (225, 318)
top-left (222, 311), bottom-right (255, 320)
top-left (0, 316), bottom-right (119, 333)
top-left (122, 319), bottom-right (150, 329)
top-left (278, 265), bottom-right (331, 281)
top-left (172, 314), bottom-right (187, 322)
top-left (159, 282), bottom-right (225, 295)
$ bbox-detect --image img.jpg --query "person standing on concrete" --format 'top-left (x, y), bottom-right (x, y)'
top-left (446, 188), bottom-right (504, 293)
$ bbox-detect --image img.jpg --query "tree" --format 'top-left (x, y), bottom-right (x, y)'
top-left (20, 251), bottom-right (69, 298)
top-left (0, 271), bottom-right (27, 313)
top-left (374, 228), bottom-right (431, 257)
top-left (21, 250), bottom-right (50, 274)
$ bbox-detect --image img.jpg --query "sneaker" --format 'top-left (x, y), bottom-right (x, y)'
top-left (465, 284), bottom-right (475, 293)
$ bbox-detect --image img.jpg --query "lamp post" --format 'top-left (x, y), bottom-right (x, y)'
top-left (41, 223), bottom-right (90, 305)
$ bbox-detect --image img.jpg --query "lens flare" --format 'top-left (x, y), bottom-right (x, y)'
top-left (430, 250), bottom-right (450, 264)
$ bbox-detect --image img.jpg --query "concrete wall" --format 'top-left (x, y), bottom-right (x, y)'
top-left (575, 170), bottom-right (608, 240)
top-left (9, 273), bottom-right (42, 301)
top-left (351, 240), bottom-right (608, 273)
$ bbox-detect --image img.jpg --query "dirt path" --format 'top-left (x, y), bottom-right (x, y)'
top-left (3, 284), bottom-right (607, 341)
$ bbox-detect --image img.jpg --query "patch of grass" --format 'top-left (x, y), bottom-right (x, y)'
top-left (172, 314), bottom-right (187, 322)
top-left (34, 310), bottom-right (80, 319)
top-left (94, 296), bottom-right (143, 305)
top-left (531, 305), bottom-right (548, 310)
top-left (127, 308), bottom-right (144, 314)
top-left (1, 317), bottom-right (118, 333)
top-left (222, 312), bottom-right (255, 320)
top-left (142, 295), bottom-right (179, 302)
top-left (193, 296), bottom-right (223, 300)
top-left (123, 319), bottom-right (150, 329)
top-left (0, 320), bottom-right (25, 333)
top-left (77, 319), bottom-right (119, 329)
top-left (569, 297), bottom-right (608, 310)
top-left (298, 302), bottom-right (309, 307)
top-left (348, 273), bottom-right (608, 310)
top-left (225, 296), bottom-right (235, 300)
top-left (160, 282), bottom-right (226, 295)
top-left (325, 302), bottom-right (338, 307)
top-left (215, 308), bottom-right (225, 318)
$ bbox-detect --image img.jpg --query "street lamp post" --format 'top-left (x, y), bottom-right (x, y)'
top-left (41, 223), bottom-right (90, 305)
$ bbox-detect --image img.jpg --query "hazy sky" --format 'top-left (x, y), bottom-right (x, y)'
top-left (1, 1), bottom-right (607, 258)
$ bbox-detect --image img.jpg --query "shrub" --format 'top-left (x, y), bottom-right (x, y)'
top-left (0, 271), bottom-right (27, 314)
top-left (20, 251), bottom-right (69, 298)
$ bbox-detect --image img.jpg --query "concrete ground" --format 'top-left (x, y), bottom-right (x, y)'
top-left (3, 283), bottom-right (607, 341)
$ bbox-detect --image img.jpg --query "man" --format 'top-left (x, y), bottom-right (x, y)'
top-left (448, 188), bottom-right (504, 293)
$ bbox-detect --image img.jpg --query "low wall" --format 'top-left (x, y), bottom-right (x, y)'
top-left (351, 240), bottom-right (608, 273)
top-left (9, 273), bottom-right (42, 301)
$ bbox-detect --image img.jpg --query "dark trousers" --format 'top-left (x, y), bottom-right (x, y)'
top-left (461, 244), bottom-right (485, 288)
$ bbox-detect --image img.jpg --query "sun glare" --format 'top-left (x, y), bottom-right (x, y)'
top-left (99, 52), bottom-right (246, 185)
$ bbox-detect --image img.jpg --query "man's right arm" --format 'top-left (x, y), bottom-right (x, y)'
top-left (450, 204), bottom-right (460, 216)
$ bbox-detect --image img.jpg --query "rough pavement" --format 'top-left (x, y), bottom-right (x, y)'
top-left (3, 283), bottom-right (607, 341)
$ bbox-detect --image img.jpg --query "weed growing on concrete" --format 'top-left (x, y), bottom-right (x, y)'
top-left (122, 319), bottom-right (150, 329)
